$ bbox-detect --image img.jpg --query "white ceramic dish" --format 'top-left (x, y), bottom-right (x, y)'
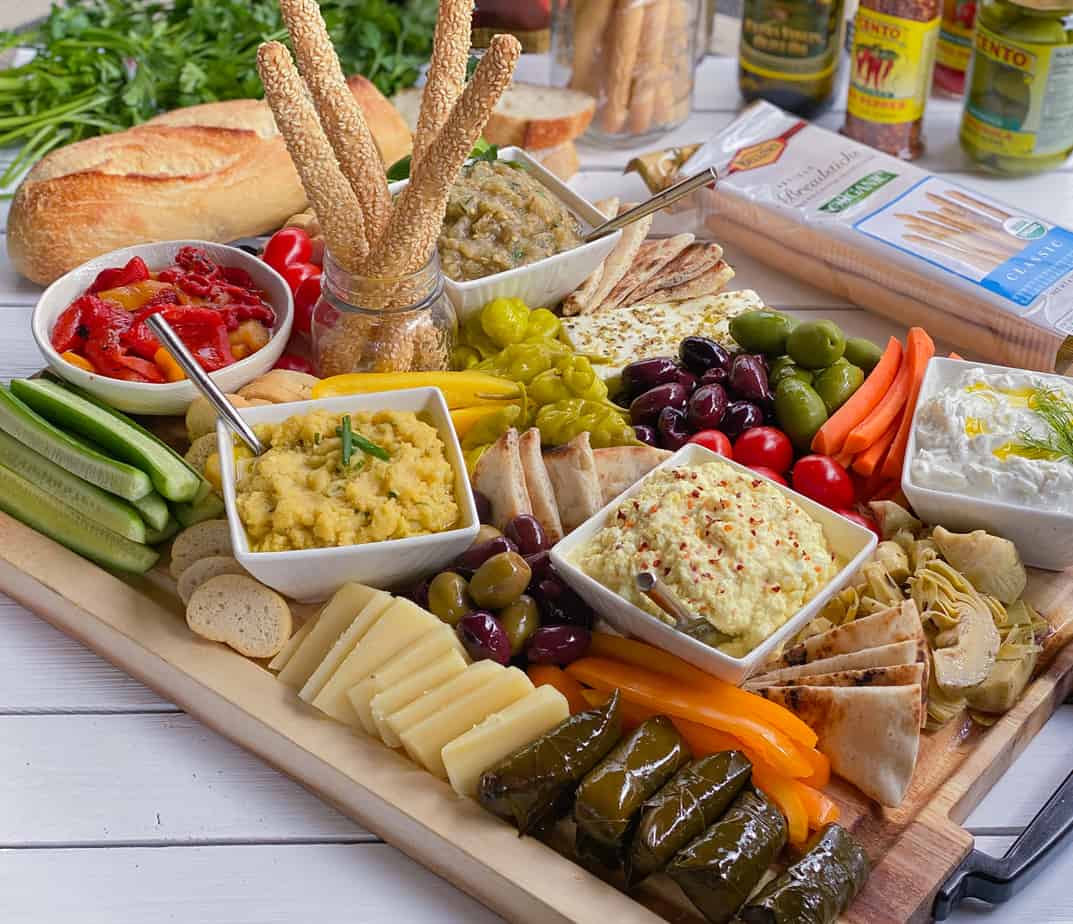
top-left (551, 443), bottom-right (877, 684)
top-left (217, 388), bottom-right (479, 602)
top-left (902, 356), bottom-right (1073, 571)
top-left (31, 240), bottom-right (293, 416)
top-left (389, 146), bottom-right (621, 319)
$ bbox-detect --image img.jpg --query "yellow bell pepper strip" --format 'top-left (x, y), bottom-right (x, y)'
top-left (793, 780), bottom-right (840, 831)
top-left (450, 404), bottom-right (513, 440)
top-left (61, 351), bottom-right (96, 373)
top-left (587, 634), bottom-right (819, 750)
top-left (461, 404), bottom-right (522, 450)
top-left (752, 764), bottom-right (810, 846)
top-left (154, 347), bottom-right (186, 382)
top-left (312, 370), bottom-right (522, 407)
top-left (566, 657), bottom-right (810, 778)
top-left (528, 665), bottom-right (591, 715)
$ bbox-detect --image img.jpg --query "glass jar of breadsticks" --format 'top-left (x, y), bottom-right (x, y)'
top-left (311, 249), bottom-right (456, 376)
top-left (552, 0), bottom-right (700, 145)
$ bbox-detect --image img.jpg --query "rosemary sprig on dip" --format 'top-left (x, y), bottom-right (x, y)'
top-left (1016, 388), bottom-right (1073, 463)
top-left (336, 414), bottom-right (390, 466)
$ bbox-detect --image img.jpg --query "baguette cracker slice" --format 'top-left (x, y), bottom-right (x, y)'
top-left (472, 428), bottom-right (532, 531)
top-left (595, 233), bottom-right (695, 314)
top-left (186, 574), bottom-right (292, 659)
top-left (744, 639), bottom-right (919, 688)
top-left (169, 519), bottom-right (233, 580)
top-left (177, 555), bottom-right (247, 605)
top-left (543, 432), bottom-right (602, 532)
top-left (518, 428), bottom-right (564, 544)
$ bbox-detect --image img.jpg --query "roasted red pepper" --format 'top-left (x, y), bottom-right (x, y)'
top-left (87, 256), bottom-right (150, 295)
top-left (163, 307), bottom-right (234, 372)
top-left (174, 246), bottom-right (218, 277)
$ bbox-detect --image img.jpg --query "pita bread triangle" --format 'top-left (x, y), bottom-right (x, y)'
top-left (744, 639), bottom-right (919, 688)
top-left (750, 662), bottom-right (924, 690)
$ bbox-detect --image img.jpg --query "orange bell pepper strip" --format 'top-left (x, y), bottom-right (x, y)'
top-left (566, 657), bottom-right (810, 778)
top-left (61, 351), bottom-right (96, 373)
top-left (793, 780), bottom-right (840, 830)
top-left (795, 741), bottom-right (830, 788)
top-left (752, 764), bottom-right (809, 846)
top-left (579, 687), bottom-right (654, 730)
top-left (528, 665), bottom-right (590, 715)
top-left (153, 347), bottom-right (186, 382)
top-left (587, 634), bottom-right (818, 749)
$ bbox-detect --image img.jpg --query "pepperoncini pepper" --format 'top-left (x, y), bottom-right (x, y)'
top-left (481, 297), bottom-right (531, 348)
top-left (535, 399), bottom-right (637, 448)
top-left (524, 307), bottom-right (561, 342)
top-left (462, 404), bottom-right (523, 449)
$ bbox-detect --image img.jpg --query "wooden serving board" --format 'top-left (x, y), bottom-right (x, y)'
top-left (2, 509), bottom-right (1073, 924)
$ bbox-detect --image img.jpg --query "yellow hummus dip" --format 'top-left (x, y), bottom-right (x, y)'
top-left (573, 460), bottom-right (838, 657)
top-left (235, 409), bottom-right (459, 552)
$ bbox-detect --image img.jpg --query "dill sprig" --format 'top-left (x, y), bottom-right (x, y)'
top-left (1016, 388), bottom-right (1073, 463)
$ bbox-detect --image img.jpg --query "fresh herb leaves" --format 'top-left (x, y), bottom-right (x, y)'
top-left (386, 139), bottom-right (497, 182)
top-left (1017, 388), bottom-right (1073, 464)
top-left (336, 414), bottom-right (390, 466)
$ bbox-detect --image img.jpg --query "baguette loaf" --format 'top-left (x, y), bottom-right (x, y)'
top-left (7, 76), bottom-right (411, 285)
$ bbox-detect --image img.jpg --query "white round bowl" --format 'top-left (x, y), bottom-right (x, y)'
top-left (31, 240), bottom-right (293, 415)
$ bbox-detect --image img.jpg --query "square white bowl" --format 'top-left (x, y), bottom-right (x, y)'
top-left (217, 388), bottom-right (479, 602)
top-left (551, 443), bottom-right (877, 684)
top-left (902, 356), bottom-right (1073, 571)
top-left (389, 146), bottom-right (621, 320)
top-left (31, 240), bottom-right (294, 416)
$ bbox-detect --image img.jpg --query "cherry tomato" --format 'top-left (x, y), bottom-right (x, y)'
top-left (733, 426), bottom-right (794, 474)
top-left (281, 261), bottom-right (320, 298)
top-left (791, 455), bottom-right (855, 509)
top-left (688, 430), bottom-right (733, 458)
top-left (273, 351), bottom-right (315, 374)
top-left (833, 508), bottom-right (881, 538)
top-left (292, 273), bottom-right (322, 336)
top-left (263, 227), bottom-right (313, 274)
top-left (747, 465), bottom-right (788, 486)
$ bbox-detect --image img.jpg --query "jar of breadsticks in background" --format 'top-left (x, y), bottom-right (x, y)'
top-left (552, 0), bottom-right (700, 145)
top-left (311, 250), bottom-right (456, 376)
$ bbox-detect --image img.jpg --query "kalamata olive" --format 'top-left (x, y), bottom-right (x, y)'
top-left (621, 357), bottom-right (682, 399)
top-left (680, 336), bottom-right (731, 375)
top-left (456, 535), bottom-right (518, 572)
top-left (427, 572), bottom-right (473, 627)
top-left (633, 424), bottom-right (659, 446)
top-left (687, 383), bottom-right (728, 431)
top-left (700, 366), bottom-right (729, 387)
top-left (523, 550), bottom-right (553, 585)
top-left (630, 382), bottom-right (689, 426)
top-left (458, 611), bottom-right (511, 665)
top-left (657, 406), bottom-right (692, 451)
top-left (526, 625), bottom-right (591, 666)
top-left (401, 578), bottom-right (430, 610)
top-left (474, 524), bottom-right (502, 545)
top-left (504, 514), bottom-right (547, 556)
top-left (469, 550), bottom-right (532, 609)
top-left (729, 354), bottom-right (772, 404)
top-left (473, 490), bottom-right (493, 524)
top-left (499, 595), bottom-right (541, 656)
top-left (722, 400), bottom-right (765, 439)
top-left (534, 576), bottom-right (592, 627)
top-left (670, 367), bottom-right (699, 395)
top-left (745, 352), bottom-right (770, 373)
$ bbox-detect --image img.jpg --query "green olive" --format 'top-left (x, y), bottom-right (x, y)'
top-left (474, 524), bottom-right (503, 545)
top-left (428, 572), bottom-right (473, 627)
top-left (499, 594), bottom-right (541, 655)
top-left (813, 362), bottom-right (865, 415)
top-left (843, 337), bottom-right (883, 373)
top-left (774, 377), bottom-right (829, 452)
top-left (469, 551), bottom-right (532, 609)
top-left (786, 320), bottom-right (846, 369)
top-left (729, 310), bottom-right (797, 355)
top-left (769, 355), bottom-right (814, 387)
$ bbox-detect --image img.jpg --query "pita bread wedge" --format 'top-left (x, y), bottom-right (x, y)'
top-left (596, 233), bottom-right (695, 314)
top-left (768, 601), bottom-right (924, 670)
top-left (643, 261), bottom-right (735, 304)
top-left (543, 432), bottom-right (602, 531)
top-left (752, 662), bottom-right (924, 690)
top-left (517, 428), bottom-right (564, 544)
top-left (561, 197), bottom-right (619, 317)
top-left (627, 241), bottom-right (725, 306)
top-left (592, 445), bottom-right (672, 505)
top-left (760, 685), bottom-right (922, 807)
top-left (577, 204), bottom-right (653, 316)
top-left (472, 429), bottom-right (532, 531)
top-left (744, 639), bottom-right (918, 688)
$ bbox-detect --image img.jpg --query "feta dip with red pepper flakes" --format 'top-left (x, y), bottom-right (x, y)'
top-left (572, 459), bottom-right (839, 657)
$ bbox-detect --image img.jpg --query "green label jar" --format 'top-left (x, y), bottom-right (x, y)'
top-left (960, 0), bottom-right (1073, 173)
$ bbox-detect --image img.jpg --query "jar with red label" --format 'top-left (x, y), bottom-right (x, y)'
top-left (934, 0), bottom-right (978, 94)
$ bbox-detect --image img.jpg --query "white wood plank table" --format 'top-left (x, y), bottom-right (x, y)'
top-left (2, 55), bottom-right (1073, 924)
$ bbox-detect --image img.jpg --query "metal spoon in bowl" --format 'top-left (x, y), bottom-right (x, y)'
top-left (583, 166), bottom-right (718, 244)
top-left (636, 570), bottom-right (732, 649)
top-left (146, 313), bottom-right (264, 456)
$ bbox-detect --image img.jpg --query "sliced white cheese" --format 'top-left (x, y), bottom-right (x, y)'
top-left (267, 617), bottom-right (315, 672)
top-left (370, 651), bottom-right (470, 747)
top-left (348, 624), bottom-right (467, 735)
top-left (298, 593), bottom-right (394, 703)
top-left (311, 599), bottom-right (441, 724)
top-left (385, 660), bottom-right (504, 744)
top-left (276, 583), bottom-right (383, 689)
top-left (441, 685), bottom-right (570, 797)
top-left (400, 666), bottom-right (533, 779)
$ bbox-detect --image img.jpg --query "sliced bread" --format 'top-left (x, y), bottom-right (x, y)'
top-left (177, 554), bottom-right (247, 604)
top-left (169, 519), bottom-right (233, 579)
top-left (186, 574), bottom-right (292, 659)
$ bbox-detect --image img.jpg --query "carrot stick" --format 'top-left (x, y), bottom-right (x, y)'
top-left (879, 327), bottom-right (936, 480)
top-left (834, 447), bottom-right (856, 469)
top-left (851, 416), bottom-right (899, 477)
top-left (587, 634), bottom-right (818, 748)
top-left (949, 351), bottom-right (964, 360)
top-left (793, 780), bottom-right (840, 829)
top-left (842, 353), bottom-right (913, 455)
top-left (752, 765), bottom-right (809, 845)
top-left (528, 665), bottom-right (590, 715)
top-left (812, 337), bottom-right (903, 456)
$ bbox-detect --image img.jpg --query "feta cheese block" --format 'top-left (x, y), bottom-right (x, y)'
top-left (400, 666), bottom-right (534, 779)
top-left (267, 617), bottom-right (315, 672)
top-left (311, 599), bottom-right (441, 724)
top-left (276, 583), bottom-right (384, 689)
top-left (348, 624), bottom-right (468, 734)
top-left (298, 592), bottom-right (394, 703)
top-left (370, 651), bottom-right (470, 747)
top-left (385, 660), bottom-right (504, 744)
top-left (441, 685), bottom-right (570, 796)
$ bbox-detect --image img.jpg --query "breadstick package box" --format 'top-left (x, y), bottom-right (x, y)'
top-left (683, 101), bottom-right (1073, 372)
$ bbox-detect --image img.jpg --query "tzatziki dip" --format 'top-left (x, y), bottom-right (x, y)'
top-left (912, 367), bottom-right (1073, 512)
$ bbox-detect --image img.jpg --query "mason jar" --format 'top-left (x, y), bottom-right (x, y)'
top-left (311, 250), bottom-right (456, 376)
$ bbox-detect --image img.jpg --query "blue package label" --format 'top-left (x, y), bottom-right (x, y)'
top-left (980, 228), bottom-right (1073, 306)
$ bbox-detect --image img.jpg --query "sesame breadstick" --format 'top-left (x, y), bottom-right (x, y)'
top-left (411, 0), bottom-right (474, 175)
top-left (368, 33), bottom-right (521, 277)
top-left (256, 42), bottom-right (367, 270)
top-left (279, 0), bottom-right (391, 247)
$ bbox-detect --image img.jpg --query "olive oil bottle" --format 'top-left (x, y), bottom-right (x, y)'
top-left (738, 0), bottom-right (846, 116)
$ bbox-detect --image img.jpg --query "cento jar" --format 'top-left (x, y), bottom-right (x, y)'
top-left (959, 0), bottom-right (1073, 175)
top-left (311, 250), bottom-right (456, 376)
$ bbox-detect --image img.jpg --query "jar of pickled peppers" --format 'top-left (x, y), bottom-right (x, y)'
top-left (959, 0), bottom-right (1073, 174)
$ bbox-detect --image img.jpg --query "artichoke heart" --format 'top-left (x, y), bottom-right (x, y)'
top-left (931, 598), bottom-right (1000, 691)
top-left (858, 561), bottom-right (903, 607)
top-left (869, 500), bottom-right (922, 539)
top-left (875, 540), bottom-right (910, 584)
top-left (932, 526), bottom-right (1027, 605)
